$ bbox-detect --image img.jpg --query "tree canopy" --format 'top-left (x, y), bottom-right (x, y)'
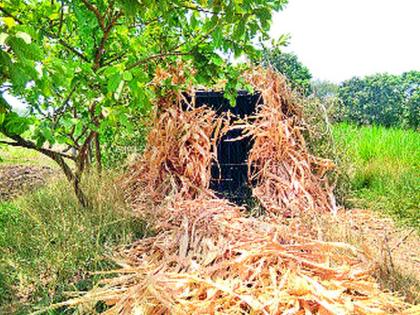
top-left (262, 49), bottom-right (312, 95)
top-left (311, 79), bottom-right (338, 100)
top-left (337, 72), bottom-right (419, 128)
top-left (0, 0), bottom-right (288, 205)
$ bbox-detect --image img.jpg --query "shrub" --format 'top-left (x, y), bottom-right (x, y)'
top-left (301, 97), bottom-right (352, 206)
top-left (337, 71), bottom-right (420, 128)
top-left (262, 50), bottom-right (313, 96)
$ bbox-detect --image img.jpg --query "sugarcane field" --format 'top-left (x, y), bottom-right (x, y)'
top-left (0, 1), bottom-right (419, 314)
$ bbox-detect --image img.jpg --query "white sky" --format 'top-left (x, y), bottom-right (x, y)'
top-left (270, 0), bottom-right (420, 82)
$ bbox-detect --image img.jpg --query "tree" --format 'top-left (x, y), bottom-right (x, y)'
top-left (400, 71), bottom-right (420, 129)
top-left (338, 72), bottom-right (419, 128)
top-left (262, 49), bottom-right (312, 95)
top-left (0, 0), bottom-right (288, 206)
top-left (311, 79), bottom-right (338, 100)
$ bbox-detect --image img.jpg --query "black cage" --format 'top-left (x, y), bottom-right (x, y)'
top-left (185, 91), bottom-right (263, 204)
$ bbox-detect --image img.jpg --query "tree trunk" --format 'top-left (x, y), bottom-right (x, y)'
top-left (39, 147), bottom-right (89, 207)
top-left (73, 172), bottom-right (89, 207)
top-left (1, 133), bottom-right (89, 207)
top-left (94, 132), bottom-right (102, 174)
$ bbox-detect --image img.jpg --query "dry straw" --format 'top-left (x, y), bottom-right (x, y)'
top-left (55, 68), bottom-right (418, 314)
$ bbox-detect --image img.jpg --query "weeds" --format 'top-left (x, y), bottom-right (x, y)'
top-left (0, 172), bottom-right (150, 314)
top-left (333, 123), bottom-right (420, 231)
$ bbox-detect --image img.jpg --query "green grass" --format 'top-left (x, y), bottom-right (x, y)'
top-left (0, 135), bottom-right (58, 168)
top-left (333, 123), bottom-right (420, 231)
top-left (0, 144), bottom-right (55, 167)
top-left (0, 173), bottom-right (151, 314)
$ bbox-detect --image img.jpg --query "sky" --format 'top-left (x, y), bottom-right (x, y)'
top-left (270, 0), bottom-right (420, 82)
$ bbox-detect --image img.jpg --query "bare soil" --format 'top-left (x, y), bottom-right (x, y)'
top-left (336, 208), bottom-right (420, 304)
top-left (341, 208), bottom-right (419, 280)
top-left (0, 165), bottom-right (56, 201)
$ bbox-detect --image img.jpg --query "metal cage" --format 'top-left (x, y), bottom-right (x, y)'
top-left (184, 91), bottom-right (262, 204)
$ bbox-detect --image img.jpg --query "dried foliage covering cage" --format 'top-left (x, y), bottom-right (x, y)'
top-left (183, 90), bottom-right (262, 204)
top-left (58, 68), bottom-right (419, 315)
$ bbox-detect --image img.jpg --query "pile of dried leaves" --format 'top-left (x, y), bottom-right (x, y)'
top-left (60, 68), bottom-right (418, 314)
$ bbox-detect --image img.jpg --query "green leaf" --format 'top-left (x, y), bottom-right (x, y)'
top-left (15, 31), bottom-right (32, 44)
top-left (123, 71), bottom-right (133, 81)
top-left (107, 73), bottom-right (122, 93)
top-left (3, 112), bottom-right (31, 136)
top-left (6, 36), bottom-right (42, 60)
top-left (9, 63), bottom-right (32, 89)
top-left (212, 26), bottom-right (223, 47)
top-left (117, 0), bottom-right (140, 16)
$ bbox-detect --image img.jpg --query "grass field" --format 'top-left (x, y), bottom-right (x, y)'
top-left (0, 135), bottom-right (58, 168)
top-left (333, 123), bottom-right (420, 231)
top-left (0, 174), bottom-right (150, 314)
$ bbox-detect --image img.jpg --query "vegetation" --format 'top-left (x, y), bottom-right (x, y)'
top-left (0, 0), bottom-right (287, 205)
top-left (311, 79), bottom-right (338, 100)
top-left (337, 72), bottom-right (419, 128)
top-left (0, 173), bottom-right (150, 314)
top-left (333, 123), bottom-right (419, 231)
top-left (262, 49), bottom-right (312, 95)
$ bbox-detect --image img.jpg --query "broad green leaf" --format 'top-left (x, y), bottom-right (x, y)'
top-left (123, 71), bottom-right (133, 81)
top-left (16, 31), bottom-right (32, 44)
top-left (107, 73), bottom-right (122, 93)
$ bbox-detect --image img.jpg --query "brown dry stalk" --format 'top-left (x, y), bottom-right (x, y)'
top-left (243, 68), bottom-right (337, 217)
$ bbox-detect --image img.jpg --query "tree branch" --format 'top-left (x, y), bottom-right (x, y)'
top-left (125, 15), bottom-right (219, 71)
top-left (57, 0), bottom-right (65, 37)
top-left (102, 52), bottom-right (126, 67)
top-left (0, 6), bottom-right (23, 24)
top-left (178, 3), bottom-right (217, 15)
top-left (0, 136), bottom-right (75, 161)
top-left (90, 2), bottom-right (121, 70)
top-left (52, 84), bottom-right (78, 124)
top-left (93, 20), bottom-right (114, 70)
top-left (0, 5), bottom-right (88, 61)
top-left (80, 0), bottom-right (105, 30)
top-left (44, 30), bottom-right (89, 62)
top-left (126, 52), bottom-right (188, 70)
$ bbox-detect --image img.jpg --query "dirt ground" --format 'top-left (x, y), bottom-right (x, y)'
top-left (0, 165), bottom-right (56, 201)
top-left (341, 209), bottom-right (419, 279)
top-left (333, 208), bottom-right (420, 304)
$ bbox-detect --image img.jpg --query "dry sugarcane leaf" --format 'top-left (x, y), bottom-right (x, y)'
top-left (59, 67), bottom-right (414, 315)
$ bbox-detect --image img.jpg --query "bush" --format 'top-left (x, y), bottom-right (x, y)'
top-left (262, 49), bottom-right (313, 96)
top-left (0, 173), bottom-right (150, 314)
top-left (337, 71), bottom-right (420, 128)
top-left (301, 97), bottom-right (352, 206)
